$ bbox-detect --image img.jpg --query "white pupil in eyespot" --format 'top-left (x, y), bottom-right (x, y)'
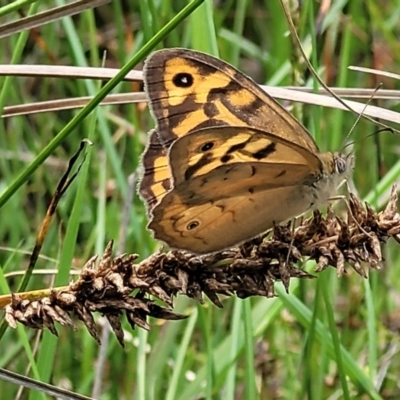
top-left (187, 221), bottom-right (199, 230)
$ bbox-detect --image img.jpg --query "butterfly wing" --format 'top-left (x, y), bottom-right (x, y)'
top-left (140, 48), bottom-right (347, 253)
top-left (139, 130), bottom-right (171, 213)
top-left (143, 48), bottom-right (319, 152)
top-left (148, 185), bottom-right (319, 254)
top-left (146, 126), bottom-right (330, 253)
top-left (167, 126), bottom-right (322, 201)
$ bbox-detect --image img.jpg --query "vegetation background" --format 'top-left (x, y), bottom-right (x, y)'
top-left (0, 0), bottom-right (400, 399)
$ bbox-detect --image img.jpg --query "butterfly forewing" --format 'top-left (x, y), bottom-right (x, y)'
top-left (139, 130), bottom-right (171, 212)
top-left (167, 126), bottom-right (322, 201)
top-left (144, 48), bottom-right (319, 152)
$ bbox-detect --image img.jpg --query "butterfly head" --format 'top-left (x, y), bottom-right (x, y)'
top-left (313, 151), bottom-right (354, 207)
top-left (320, 151), bottom-right (353, 179)
top-left (333, 152), bottom-right (354, 179)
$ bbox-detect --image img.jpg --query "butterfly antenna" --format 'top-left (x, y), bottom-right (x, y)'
top-left (340, 83), bottom-right (384, 150)
top-left (342, 127), bottom-right (394, 153)
top-left (278, 0), bottom-right (400, 135)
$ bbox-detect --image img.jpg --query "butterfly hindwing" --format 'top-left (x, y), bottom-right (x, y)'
top-left (148, 185), bottom-right (319, 254)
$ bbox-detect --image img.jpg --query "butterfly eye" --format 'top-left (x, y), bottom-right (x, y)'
top-left (200, 142), bottom-right (214, 152)
top-left (186, 221), bottom-right (199, 230)
top-left (335, 157), bottom-right (347, 174)
top-left (172, 73), bottom-right (193, 88)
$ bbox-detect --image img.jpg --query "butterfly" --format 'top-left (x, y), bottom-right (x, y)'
top-left (139, 48), bottom-right (352, 254)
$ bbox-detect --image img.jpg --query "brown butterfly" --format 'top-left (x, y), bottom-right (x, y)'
top-left (139, 48), bottom-right (352, 254)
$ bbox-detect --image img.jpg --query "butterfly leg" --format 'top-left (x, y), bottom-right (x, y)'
top-left (328, 194), bottom-right (372, 239)
top-left (285, 216), bottom-right (303, 268)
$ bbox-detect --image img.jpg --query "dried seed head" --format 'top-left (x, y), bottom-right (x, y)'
top-left (3, 185), bottom-right (400, 345)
